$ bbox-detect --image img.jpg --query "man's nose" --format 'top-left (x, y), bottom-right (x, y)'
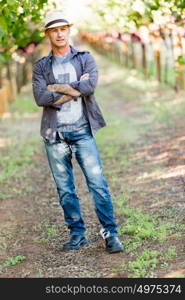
top-left (57, 31), bottom-right (63, 37)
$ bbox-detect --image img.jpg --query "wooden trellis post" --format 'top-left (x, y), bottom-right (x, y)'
top-left (141, 43), bottom-right (147, 77)
top-left (0, 68), bottom-right (2, 89)
top-left (175, 34), bottom-right (184, 90)
top-left (153, 35), bottom-right (162, 82)
top-left (130, 41), bottom-right (136, 69)
top-left (155, 49), bottom-right (161, 82)
top-left (120, 41), bottom-right (129, 67)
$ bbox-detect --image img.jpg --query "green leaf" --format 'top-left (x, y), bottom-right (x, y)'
top-left (7, 0), bottom-right (17, 5)
top-left (0, 16), bottom-right (7, 31)
top-left (177, 55), bottom-right (185, 65)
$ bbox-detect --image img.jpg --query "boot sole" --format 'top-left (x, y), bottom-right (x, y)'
top-left (63, 239), bottom-right (89, 251)
top-left (106, 247), bottom-right (124, 254)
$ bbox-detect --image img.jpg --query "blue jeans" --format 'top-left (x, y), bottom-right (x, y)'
top-left (43, 126), bottom-right (118, 237)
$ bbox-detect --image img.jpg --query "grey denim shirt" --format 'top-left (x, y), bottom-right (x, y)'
top-left (32, 45), bottom-right (107, 143)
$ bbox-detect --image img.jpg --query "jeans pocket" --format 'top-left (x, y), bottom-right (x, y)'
top-left (78, 126), bottom-right (92, 135)
top-left (42, 137), bottom-right (49, 144)
top-left (42, 137), bottom-right (56, 146)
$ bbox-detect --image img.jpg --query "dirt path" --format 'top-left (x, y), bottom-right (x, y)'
top-left (0, 46), bottom-right (185, 278)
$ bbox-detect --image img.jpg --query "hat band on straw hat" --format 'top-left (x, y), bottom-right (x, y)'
top-left (45, 19), bottom-right (69, 29)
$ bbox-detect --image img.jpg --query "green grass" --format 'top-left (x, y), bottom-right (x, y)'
top-left (118, 207), bottom-right (172, 242)
top-left (96, 115), bottom-right (142, 152)
top-left (0, 138), bottom-right (38, 184)
top-left (36, 268), bottom-right (44, 277)
top-left (127, 246), bottom-right (177, 277)
top-left (33, 223), bottom-right (59, 243)
top-left (128, 249), bottom-right (161, 277)
top-left (11, 93), bottom-right (39, 114)
top-left (0, 236), bottom-right (7, 249)
top-left (2, 255), bottom-right (26, 267)
top-left (117, 198), bottom-right (183, 248)
top-left (114, 193), bottom-right (132, 209)
top-left (165, 246), bottom-right (177, 261)
top-left (45, 224), bottom-right (58, 238)
top-left (34, 237), bottom-right (48, 243)
top-left (115, 192), bottom-right (182, 277)
top-left (0, 193), bottom-right (12, 200)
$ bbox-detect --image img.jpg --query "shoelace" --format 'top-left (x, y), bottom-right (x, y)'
top-left (100, 228), bottom-right (111, 239)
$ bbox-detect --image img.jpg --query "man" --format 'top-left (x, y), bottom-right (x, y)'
top-left (32, 11), bottom-right (123, 253)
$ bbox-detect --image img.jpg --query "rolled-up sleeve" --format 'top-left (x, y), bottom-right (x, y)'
top-left (32, 61), bottom-right (62, 108)
top-left (70, 53), bottom-right (98, 96)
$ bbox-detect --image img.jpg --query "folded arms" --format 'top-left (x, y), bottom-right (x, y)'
top-left (47, 73), bottom-right (89, 105)
top-left (32, 52), bottom-right (98, 108)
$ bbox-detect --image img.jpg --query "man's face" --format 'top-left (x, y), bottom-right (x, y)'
top-left (45, 25), bottom-right (70, 48)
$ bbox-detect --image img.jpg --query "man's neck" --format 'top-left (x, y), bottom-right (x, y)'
top-left (52, 45), bottom-right (71, 56)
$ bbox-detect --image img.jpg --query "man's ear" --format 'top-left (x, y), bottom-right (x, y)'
top-left (45, 29), bottom-right (49, 38)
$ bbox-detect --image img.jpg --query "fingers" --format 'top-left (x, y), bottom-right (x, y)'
top-left (80, 75), bottom-right (85, 80)
top-left (47, 84), bottom-right (56, 92)
top-left (83, 73), bottom-right (89, 80)
top-left (80, 73), bottom-right (89, 81)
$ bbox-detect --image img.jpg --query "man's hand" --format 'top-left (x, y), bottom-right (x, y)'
top-left (47, 84), bottom-right (59, 92)
top-left (53, 94), bottom-right (74, 105)
top-left (80, 73), bottom-right (89, 81)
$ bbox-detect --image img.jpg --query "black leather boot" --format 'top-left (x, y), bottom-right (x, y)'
top-left (105, 236), bottom-right (124, 253)
top-left (63, 234), bottom-right (88, 250)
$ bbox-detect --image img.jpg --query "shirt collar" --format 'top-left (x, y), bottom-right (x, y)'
top-left (48, 45), bottom-right (83, 60)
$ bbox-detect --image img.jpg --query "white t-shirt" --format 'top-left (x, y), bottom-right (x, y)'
top-left (52, 53), bottom-right (88, 131)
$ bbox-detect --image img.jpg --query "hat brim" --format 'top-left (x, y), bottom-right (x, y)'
top-left (45, 22), bottom-right (73, 30)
